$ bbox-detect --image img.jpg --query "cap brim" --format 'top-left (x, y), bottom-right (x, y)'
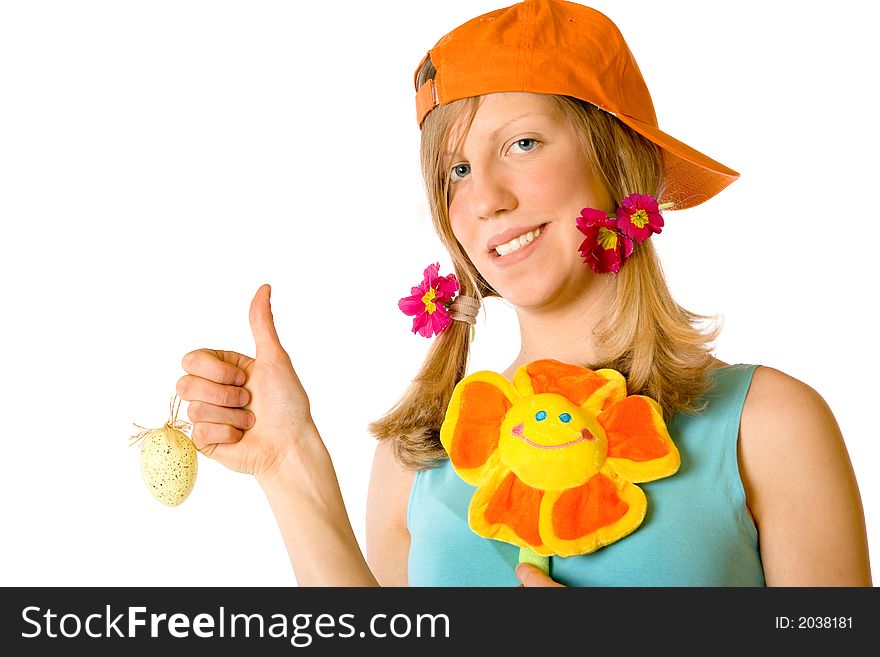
top-left (614, 113), bottom-right (739, 210)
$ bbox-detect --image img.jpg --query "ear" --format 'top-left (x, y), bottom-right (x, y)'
top-left (440, 371), bottom-right (520, 486)
top-left (513, 359), bottom-right (627, 414)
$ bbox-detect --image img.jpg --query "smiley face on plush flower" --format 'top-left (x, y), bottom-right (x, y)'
top-left (499, 392), bottom-right (606, 492)
top-left (440, 359), bottom-right (680, 557)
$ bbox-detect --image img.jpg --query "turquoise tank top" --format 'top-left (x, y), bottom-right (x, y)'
top-left (407, 364), bottom-right (765, 586)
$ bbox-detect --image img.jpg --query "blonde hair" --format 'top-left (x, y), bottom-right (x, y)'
top-left (368, 61), bottom-right (720, 470)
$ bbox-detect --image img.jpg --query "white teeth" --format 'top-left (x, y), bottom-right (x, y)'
top-left (494, 227), bottom-right (542, 256)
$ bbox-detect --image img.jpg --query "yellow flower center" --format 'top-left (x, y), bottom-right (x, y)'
top-left (630, 209), bottom-right (650, 228)
top-left (597, 227), bottom-right (619, 250)
top-left (421, 287), bottom-right (438, 314)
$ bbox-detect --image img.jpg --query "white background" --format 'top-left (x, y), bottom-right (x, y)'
top-left (1, 0), bottom-right (877, 586)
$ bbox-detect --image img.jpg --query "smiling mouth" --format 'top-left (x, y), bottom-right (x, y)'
top-left (493, 224), bottom-right (545, 256)
top-left (514, 434), bottom-right (587, 450)
top-left (489, 223), bottom-right (548, 258)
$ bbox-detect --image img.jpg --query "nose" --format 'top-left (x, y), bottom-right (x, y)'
top-left (467, 167), bottom-right (517, 220)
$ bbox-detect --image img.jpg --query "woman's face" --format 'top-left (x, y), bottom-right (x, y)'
top-left (446, 92), bottom-right (614, 309)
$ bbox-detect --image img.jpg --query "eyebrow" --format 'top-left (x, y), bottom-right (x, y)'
top-left (487, 112), bottom-right (543, 141)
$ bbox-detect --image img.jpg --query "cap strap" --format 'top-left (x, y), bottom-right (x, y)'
top-left (415, 79), bottom-right (438, 127)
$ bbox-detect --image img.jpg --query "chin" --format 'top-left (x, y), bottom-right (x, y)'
top-left (501, 269), bottom-right (596, 310)
top-left (496, 281), bottom-right (562, 309)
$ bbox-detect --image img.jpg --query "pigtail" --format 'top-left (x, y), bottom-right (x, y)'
top-left (367, 284), bottom-right (474, 469)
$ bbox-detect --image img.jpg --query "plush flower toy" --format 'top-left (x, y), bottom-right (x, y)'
top-left (440, 359), bottom-right (680, 569)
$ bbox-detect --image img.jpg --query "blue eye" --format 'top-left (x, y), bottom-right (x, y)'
top-left (510, 138), bottom-right (538, 153)
top-left (559, 413), bottom-right (572, 423)
top-left (535, 410), bottom-right (547, 421)
top-left (450, 163), bottom-right (470, 182)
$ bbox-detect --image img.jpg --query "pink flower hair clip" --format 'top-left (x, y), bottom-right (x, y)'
top-left (398, 263), bottom-right (480, 338)
top-left (576, 193), bottom-right (674, 274)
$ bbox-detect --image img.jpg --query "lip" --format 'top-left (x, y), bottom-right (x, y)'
top-left (486, 223), bottom-right (548, 252)
top-left (487, 223), bottom-right (548, 267)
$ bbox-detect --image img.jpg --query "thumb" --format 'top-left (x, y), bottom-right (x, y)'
top-left (248, 283), bottom-right (287, 361)
top-left (515, 563), bottom-right (563, 587)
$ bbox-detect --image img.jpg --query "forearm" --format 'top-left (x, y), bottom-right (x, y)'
top-left (257, 424), bottom-right (379, 587)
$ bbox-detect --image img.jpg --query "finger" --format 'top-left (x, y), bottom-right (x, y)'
top-left (181, 349), bottom-right (248, 386)
top-left (515, 563), bottom-right (564, 587)
top-left (248, 284), bottom-right (289, 363)
top-left (190, 422), bottom-right (244, 450)
top-left (176, 374), bottom-right (249, 408)
top-left (186, 400), bottom-right (255, 431)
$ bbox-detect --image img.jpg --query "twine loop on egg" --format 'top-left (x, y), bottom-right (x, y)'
top-left (130, 395), bottom-right (192, 446)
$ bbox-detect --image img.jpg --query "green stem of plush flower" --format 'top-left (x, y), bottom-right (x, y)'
top-left (519, 547), bottom-right (550, 575)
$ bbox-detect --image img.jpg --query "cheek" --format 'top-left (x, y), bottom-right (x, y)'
top-left (449, 203), bottom-right (479, 258)
top-left (560, 217), bottom-right (587, 251)
top-left (542, 170), bottom-right (600, 216)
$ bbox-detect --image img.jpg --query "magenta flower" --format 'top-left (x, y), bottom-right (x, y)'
top-left (576, 208), bottom-right (634, 274)
top-left (398, 263), bottom-right (460, 337)
top-left (616, 193), bottom-right (664, 244)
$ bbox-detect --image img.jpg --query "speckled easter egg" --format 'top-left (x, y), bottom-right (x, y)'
top-left (140, 427), bottom-right (198, 506)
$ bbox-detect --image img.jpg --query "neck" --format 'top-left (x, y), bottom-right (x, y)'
top-left (504, 276), bottom-right (613, 379)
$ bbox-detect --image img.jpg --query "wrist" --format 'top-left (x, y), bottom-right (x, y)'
top-left (255, 421), bottom-right (333, 499)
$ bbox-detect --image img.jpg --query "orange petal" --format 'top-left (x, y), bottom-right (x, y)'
top-left (550, 472), bottom-right (629, 540)
top-left (601, 395), bottom-right (671, 461)
top-left (447, 380), bottom-right (511, 470)
top-left (484, 471), bottom-right (544, 547)
top-left (521, 359), bottom-right (611, 405)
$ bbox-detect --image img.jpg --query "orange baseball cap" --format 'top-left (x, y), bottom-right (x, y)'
top-left (415, 0), bottom-right (738, 209)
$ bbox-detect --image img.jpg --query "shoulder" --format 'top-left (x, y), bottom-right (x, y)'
top-left (369, 438), bottom-right (416, 482)
top-left (366, 439), bottom-right (416, 525)
top-left (365, 439), bottom-right (416, 586)
top-left (739, 365), bottom-right (843, 495)
top-left (740, 365), bottom-right (835, 438)
top-left (738, 365), bottom-right (851, 476)
top-left (748, 363), bottom-right (828, 405)
top-left (737, 365), bottom-right (871, 584)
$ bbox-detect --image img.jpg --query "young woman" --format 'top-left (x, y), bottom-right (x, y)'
top-left (175, 0), bottom-right (871, 586)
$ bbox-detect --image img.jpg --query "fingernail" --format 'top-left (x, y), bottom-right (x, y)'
top-left (234, 372), bottom-right (245, 386)
top-left (246, 413), bottom-right (255, 428)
